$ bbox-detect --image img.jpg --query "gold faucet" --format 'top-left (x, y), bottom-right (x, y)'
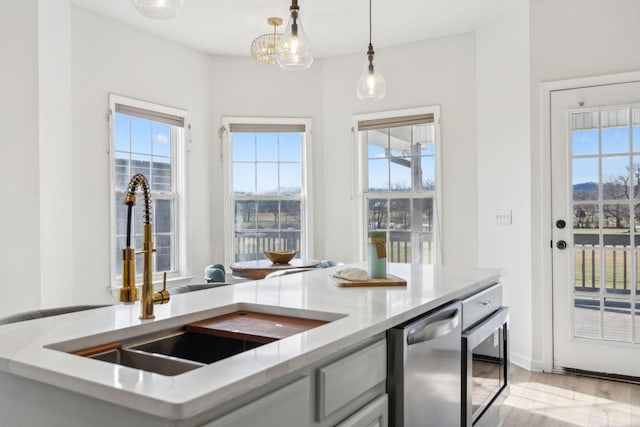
top-left (119, 174), bottom-right (170, 319)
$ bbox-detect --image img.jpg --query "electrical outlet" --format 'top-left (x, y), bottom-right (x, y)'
top-left (496, 209), bottom-right (512, 225)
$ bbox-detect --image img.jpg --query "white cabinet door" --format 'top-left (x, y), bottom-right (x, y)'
top-left (202, 377), bottom-right (310, 427)
top-left (317, 339), bottom-right (386, 420)
top-left (336, 394), bottom-right (388, 427)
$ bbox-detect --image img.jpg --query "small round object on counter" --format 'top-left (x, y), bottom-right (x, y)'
top-left (264, 250), bottom-right (296, 264)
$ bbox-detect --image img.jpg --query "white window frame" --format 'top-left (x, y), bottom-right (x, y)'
top-left (221, 117), bottom-right (313, 266)
top-left (352, 106), bottom-right (442, 264)
top-left (109, 94), bottom-right (191, 290)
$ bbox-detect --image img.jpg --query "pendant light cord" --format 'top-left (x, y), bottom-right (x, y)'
top-left (368, 0), bottom-right (372, 44)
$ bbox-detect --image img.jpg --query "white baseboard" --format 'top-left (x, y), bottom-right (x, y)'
top-left (509, 352), bottom-right (544, 372)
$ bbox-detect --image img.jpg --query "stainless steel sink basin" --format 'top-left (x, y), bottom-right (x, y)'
top-left (82, 329), bottom-right (266, 376)
top-left (130, 331), bottom-right (263, 365)
top-left (90, 347), bottom-right (204, 376)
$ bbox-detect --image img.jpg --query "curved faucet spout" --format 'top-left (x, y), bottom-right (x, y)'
top-left (119, 174), bottom-right (169, 320)
top-left (125, 173), bottom-right (152, 225)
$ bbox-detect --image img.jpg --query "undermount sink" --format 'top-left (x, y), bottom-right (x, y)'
top-left (90, 347), bottom-right (204, 376)
top-left (87, 330), bottom-right (263, 375)
top-left (48, 304), bottom-right (345, 377)
top-left (130, 330), bottom-right (263, 365)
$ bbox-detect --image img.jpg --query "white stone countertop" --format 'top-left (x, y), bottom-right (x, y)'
top-left (0, 263), bottom-right (501, 420)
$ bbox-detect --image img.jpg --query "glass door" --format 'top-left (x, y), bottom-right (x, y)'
top-left (551, 82), bottom-right (640, 377)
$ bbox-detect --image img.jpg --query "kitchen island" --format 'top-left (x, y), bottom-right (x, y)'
top-left (0, 263), bottom-right (501, 426)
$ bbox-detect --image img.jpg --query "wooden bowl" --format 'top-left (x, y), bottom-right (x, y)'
top-left (264, 250), bottom-right (296, 264)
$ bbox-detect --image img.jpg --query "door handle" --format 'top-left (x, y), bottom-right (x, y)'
top-left (406, 307), bottom-right (460, 345)
top-left (462, 307), bottom-right (509, 349)
top-left (556, 240), bottom-right (567, 250)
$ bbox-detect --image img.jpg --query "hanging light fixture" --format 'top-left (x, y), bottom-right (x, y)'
top-left (276, 0), bottom-right (314, 71)
top-left (250, 18), bottom-right (283, 65)
top-left (356, 0), bottom-right (385, 100)
top-left (131, 0), bottom-right (184, 19)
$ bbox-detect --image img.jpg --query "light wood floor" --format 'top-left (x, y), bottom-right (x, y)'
top-left (500, 365), bottom-right (640, 427)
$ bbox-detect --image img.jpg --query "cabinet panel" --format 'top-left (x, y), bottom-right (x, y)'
top-left (461, 283), bottom-right (502, 330)
top-left (202, 376), bottom-right (310, 427)
top-left (317, 339), bottom-right (386, 420)
top-left (336, 394), bottom-right (388, 427)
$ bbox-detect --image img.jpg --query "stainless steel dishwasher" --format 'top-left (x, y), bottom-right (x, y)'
top-left (388, 301), bottom-right (462, 426)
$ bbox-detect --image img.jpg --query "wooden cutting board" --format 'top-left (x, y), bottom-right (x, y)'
top-left (329, 274), bottom-right (406, 287)
top-left (187, 311), bottom-right (327, 343)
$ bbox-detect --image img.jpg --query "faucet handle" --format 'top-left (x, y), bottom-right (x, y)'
top-left (152, 272), bottom-right (170, 305)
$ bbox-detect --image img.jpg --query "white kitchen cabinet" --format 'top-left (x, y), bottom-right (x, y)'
top-left (317, 339), bottom-right (387, 420)
top-left (336, 394), bottom-right (388, 427)
top-left (197, 336), bottom-right (387, 427)
top-left (202, 376), bottom-right (311, 427)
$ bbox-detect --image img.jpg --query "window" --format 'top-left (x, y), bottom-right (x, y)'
top-left (223, 118), bottom-right (311, 263)
top-left (356, 107), bottom-right (440, 264)
top-left (110, 95), bottom-right (188, 287)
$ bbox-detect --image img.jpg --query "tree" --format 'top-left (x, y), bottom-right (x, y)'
top-left (601, 162), bottom-right (640, 230)
top-left (368, 199), bottom-right (387, 229)
top-left (259, 201), bottom-right (279, 229)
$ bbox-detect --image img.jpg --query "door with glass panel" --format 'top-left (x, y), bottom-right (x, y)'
top-left (551, 81), bottom-right (640, 377)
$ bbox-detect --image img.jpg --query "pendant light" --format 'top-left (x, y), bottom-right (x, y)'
top-left (132, 0), bottom-right (184, 19)
top-left (356, 0), bottom-right (386, 100)
top-left (276, 0), bottom-right (314, 71)
top-left (251, 18), bottom-right (283, 65)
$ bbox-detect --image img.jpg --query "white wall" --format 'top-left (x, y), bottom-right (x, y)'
top-left (476, 3), bottom-right (531, 367)
top-left (39, 0), bottom-right (74, 308)
top-left (71, 6), bottom-right (213, 304)
top-left (529, 0), bottom-right (640, 368)
top-left (0, 1), bottom-right (41, 317)
top-left (321, 33), bottom-right (479, 266)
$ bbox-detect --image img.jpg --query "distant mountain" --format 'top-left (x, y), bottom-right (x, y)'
top-left (573, 182), bottom-right (598, 192)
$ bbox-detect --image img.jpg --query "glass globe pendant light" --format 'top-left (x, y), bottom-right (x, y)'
top-left (276, 0), bottom-right (314, 71)
top-left (132, 0), bottom-right (184, 19)
top-left (356, 0), bottom-right (385, 100)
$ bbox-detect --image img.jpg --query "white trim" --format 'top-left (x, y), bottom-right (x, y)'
top-left (538, 70), bottom-right (640, 373)
top-left (511, 352), bottom-right (536, 372)
top-left (221, 117), bottom-right (313, 266)
top-left (352, 106), bottom-right (440, 123)
top-left (109, 94), bottom-right (189, 122)
top-left (108, 94), bottom-right (191, 290)
top-left (351, 126), bottom-right (363, 262)
top-left (352, 106), bottom-right (441, 263)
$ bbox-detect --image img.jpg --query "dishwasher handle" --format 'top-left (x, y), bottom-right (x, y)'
top-left (406, 306), bottom-right (461, 346)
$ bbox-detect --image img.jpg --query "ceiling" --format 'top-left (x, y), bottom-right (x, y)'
top-left (71, 0), bottom-right (522, 58)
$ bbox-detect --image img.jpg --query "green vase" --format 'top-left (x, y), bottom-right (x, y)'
top-left (368, 231), bottom-right (387, 279)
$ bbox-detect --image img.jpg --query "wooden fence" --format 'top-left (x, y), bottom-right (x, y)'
top-left (234, 232), bottom-right (300, 262)
top-left (574, 233), bottom-right (636, 294)
top-left (233, 231), bottom-right (433, 264)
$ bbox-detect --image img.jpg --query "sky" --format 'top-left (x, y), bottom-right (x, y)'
top-left (232, 132), bottom-right (302, 195)
top-left (572, 127), bottom-right (640, 186)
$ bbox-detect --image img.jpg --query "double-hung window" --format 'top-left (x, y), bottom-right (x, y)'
top-left (110, 95), bottom-right (188, 287)
top-left (223, 118), bottom-right (311, 264)
top-left (356, 107), bottom-right (440, 264)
